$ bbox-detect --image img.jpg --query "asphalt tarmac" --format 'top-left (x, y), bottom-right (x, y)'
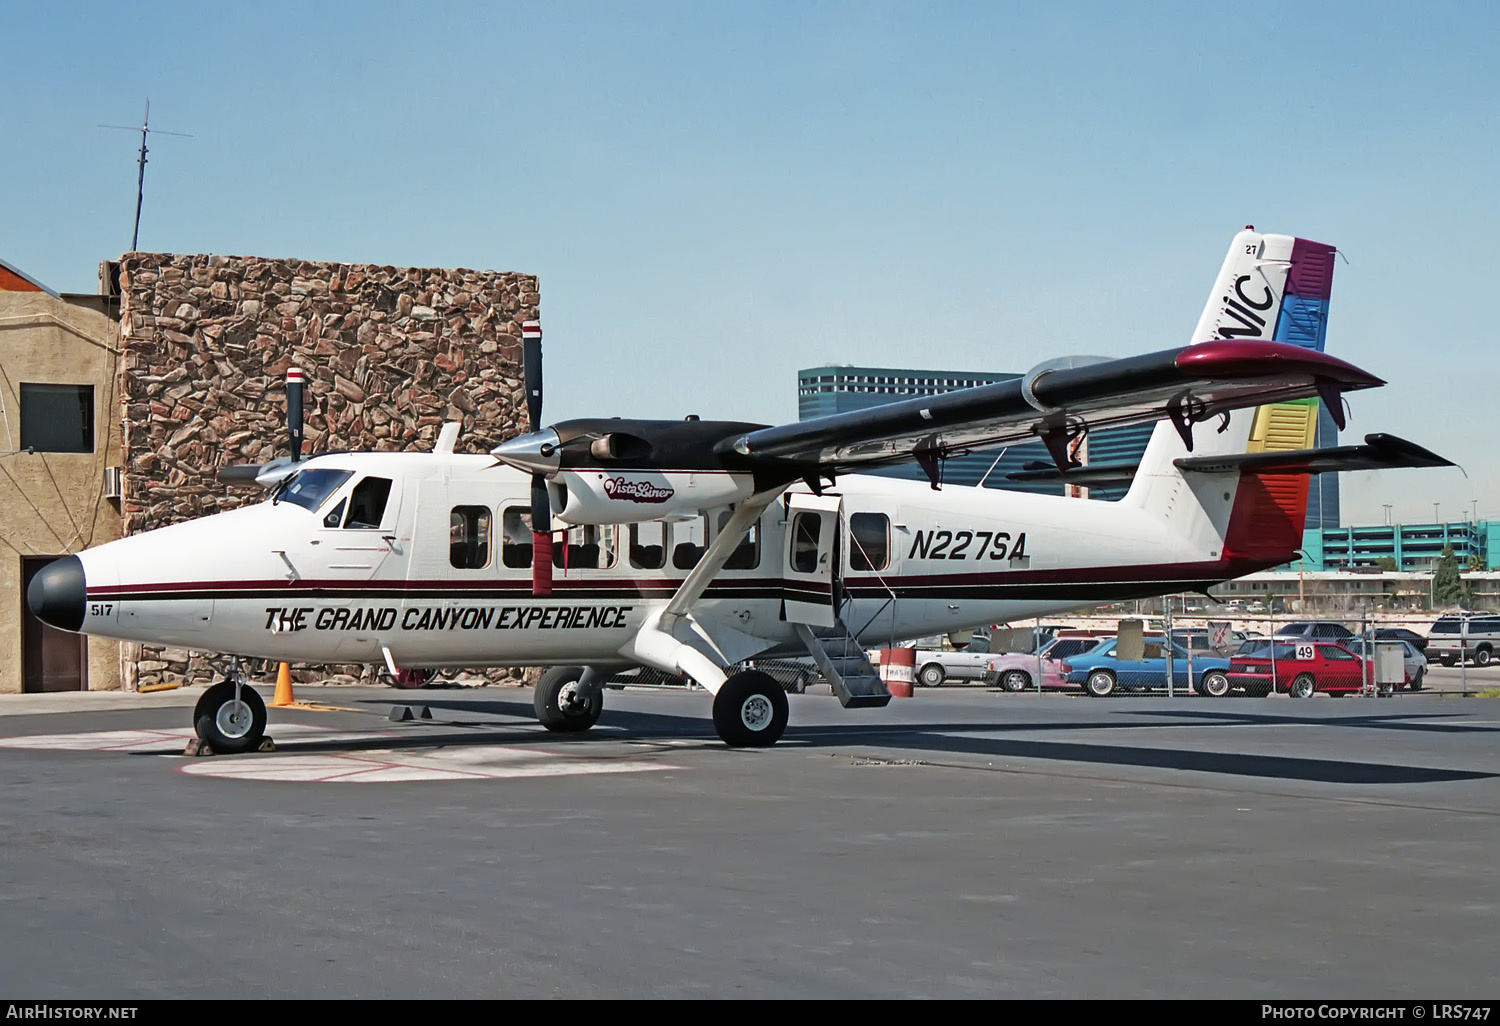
top-left (0, 683), bottom-right (1496, 999)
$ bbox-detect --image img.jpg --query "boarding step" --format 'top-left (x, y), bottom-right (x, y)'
top-left (795, 621), bottom-right (891, 709)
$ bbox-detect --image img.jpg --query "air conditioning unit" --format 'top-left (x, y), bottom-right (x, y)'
top-left (103, 466), bottom-right (123, 501)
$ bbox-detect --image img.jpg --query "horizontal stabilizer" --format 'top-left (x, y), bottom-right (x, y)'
top-left (1005, 460), bottom-right (1141, 487)
top-left (1173, 433), bottom-right (1453, 476)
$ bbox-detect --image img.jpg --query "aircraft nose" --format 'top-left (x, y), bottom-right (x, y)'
top-left (27, 555), bottom-right (86, 632)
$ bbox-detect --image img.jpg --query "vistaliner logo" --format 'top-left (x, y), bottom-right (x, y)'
top-left (603, 477), bottom-right (674, 503)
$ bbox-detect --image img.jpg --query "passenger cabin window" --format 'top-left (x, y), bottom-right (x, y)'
top-left (849, 512), bottom-right (889, 571)
top-left (344, 477), bottom-right (393, 528)
top-left (790, 513), bottom-right (822, 573)
top-left (629, 522), bottom-right (667, 570)
top-left (450, 506), bottom-right (491, 569)
top-left (673, 516), bottom-right (709, 570)
top-left (554, 523), bottom-right (618, 570)
top-left (501, 506), bottom-right (534, 568)
top-left (716, 510), bottom-right (760, 570)
top-left (20, 383), bottom-right (93, 453)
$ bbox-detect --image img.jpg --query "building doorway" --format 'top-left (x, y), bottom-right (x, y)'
top-left (21, 556), bottom-right (87, 692)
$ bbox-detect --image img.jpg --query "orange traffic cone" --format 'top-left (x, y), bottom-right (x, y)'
top-left (272, 662), bottom-right (295, 707)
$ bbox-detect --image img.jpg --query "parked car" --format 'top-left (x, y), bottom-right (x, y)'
top-left (1396, 640), bottom-right (1428, 690)
top-left (981, 651), bottom-right (1071, 691)
top-left (912, 633), bottom-right (1023, 686)
top-left (1356, 627), bottom-right (1429, 653)
top-left (1169, 628), bottom-right (1234, 657)
top-left (1064, 637), bottom-right (1233, 697)
top-left (1426, 612), bottom-right (1500, 667)
top-left (1274, 621), bottom-right (1357, 642)
top-left (1038, 636), bottom-right (1114, 664)
top-left (1226, 639), bottom-right (1388, 697)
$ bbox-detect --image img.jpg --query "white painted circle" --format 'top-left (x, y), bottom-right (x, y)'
top-left (216, 700), bottom-right (254, 739)
top-left (740, 694), bottom-right (772, 732)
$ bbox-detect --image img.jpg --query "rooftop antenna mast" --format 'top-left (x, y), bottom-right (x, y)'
top-left (98, 99), bottom-right (192, 251)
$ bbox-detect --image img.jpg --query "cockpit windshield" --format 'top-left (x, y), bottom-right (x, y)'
top-left (276, 469), bottom-right (353, 512)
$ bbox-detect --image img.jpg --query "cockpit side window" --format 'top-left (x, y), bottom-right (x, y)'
top-left (278, 469), bottom-right (352, 513)
top-left (343, 477), bottom-right (393, 529)
top-left (322, 499), bottom-right (346, 529)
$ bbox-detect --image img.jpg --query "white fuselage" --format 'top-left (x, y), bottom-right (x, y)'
top-left (72, 449), bottom-right (1246, 672)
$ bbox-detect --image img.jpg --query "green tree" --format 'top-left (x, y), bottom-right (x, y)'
top-left (1432, 545), bottom-right (1471, 608)
top-left (1375, 556), bottom-right (1398, 572)
top-left (1468, 553), bottom-right (1485, 573)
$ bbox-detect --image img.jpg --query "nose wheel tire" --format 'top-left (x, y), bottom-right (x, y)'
top-left (1288, 673), bottom-right (1316, 699)
top-left (534, 665), bottom-right (604, 732)
top-left (193, 680), bottom-right (267, 755)
top-left (713, 670), bottom-right (789, 747)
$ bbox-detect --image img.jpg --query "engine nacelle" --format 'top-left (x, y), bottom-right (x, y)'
top-left (551, 470), bottom-right (754, 525)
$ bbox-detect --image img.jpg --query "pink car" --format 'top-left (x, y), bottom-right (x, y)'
top-left (982, 651), bottom-right (1071, 692)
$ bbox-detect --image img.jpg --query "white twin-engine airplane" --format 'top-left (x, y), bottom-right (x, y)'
top-left (29, 228), bottom-right (1451, 752)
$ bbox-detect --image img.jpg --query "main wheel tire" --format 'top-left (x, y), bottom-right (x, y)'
top-left (1474, 647), bottom-right (1492, 668)
top-left (918, 663), bottom-right (946, 687)
top-left (1288, 673), bottom-right (1316, 699)
top-left (534, 665), bottom-right (604, 732)
top-left (1200, 671), bottom-right (1231, 698)
top-left (1085, 670), bottom-right (1116, 697)
top-left (388, 668), bottom-right (430, 689)
top-left (1000, 669), bottom-right (1031, 692)
top-left (193, 680), bottom-right (267, 755)
top-left (712, 670), bottom-right (789, 747)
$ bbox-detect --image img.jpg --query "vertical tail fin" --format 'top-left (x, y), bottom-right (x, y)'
top-left (1124, 228), bottom-right (1337, 565)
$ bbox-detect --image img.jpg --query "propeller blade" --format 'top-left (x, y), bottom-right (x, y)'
top-left (531, 474), bottom-right (553, 597)
top-left (287, 367), bottom-right (305, 462)
top-left (218, 464), bottom-right (266, 484)
top-left (522, 321), bottom-right (542, 430)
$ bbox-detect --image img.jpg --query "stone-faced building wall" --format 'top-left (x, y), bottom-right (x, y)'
top-left (117, 253), bottom-right (538, 688)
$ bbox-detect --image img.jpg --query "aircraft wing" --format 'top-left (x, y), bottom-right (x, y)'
top-left (716, 340), bottom-right (1382, 477)
top-left (1174, 433), bottom-right (1454, 475)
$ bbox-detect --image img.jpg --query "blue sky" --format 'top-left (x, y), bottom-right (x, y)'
top-left (4, 1), bottom-right (1496, 525)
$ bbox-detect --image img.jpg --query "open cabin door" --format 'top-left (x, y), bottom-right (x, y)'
top-left (782, 493), bottom-right (842, 628)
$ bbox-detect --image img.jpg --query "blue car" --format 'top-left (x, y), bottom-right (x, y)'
top-left (1064, 637), bottom-right (1233, 697)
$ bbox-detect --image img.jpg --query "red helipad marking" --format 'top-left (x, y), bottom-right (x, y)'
top-left (178, 745), bottom-right (683, 783)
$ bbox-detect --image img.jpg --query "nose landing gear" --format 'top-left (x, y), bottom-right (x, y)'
top-left (192, 660), bottom-right (268, 754)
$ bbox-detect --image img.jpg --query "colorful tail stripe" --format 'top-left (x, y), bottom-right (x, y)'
top-left (1238, 236), bottom-right (1337, 547)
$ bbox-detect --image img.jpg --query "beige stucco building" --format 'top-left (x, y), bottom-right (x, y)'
top-left (0, 258), bottom-right (123, 691)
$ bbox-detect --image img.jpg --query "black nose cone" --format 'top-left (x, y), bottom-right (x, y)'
top-left (28, 555), bottom-right (86, 632)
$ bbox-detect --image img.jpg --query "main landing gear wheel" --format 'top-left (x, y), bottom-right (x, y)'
top-left (534, 665), bottom-right (604, 732)
top-left (193, 679), bottom-right (267, 755)
top-left (713, 670), bottom-right (789, 747)
top-left (388, 668), bottom-right (431, 689)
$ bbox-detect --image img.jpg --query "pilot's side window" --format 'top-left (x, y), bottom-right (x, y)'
top-left (716, 509), bottom-right (760, 570)
top-left (501, 505), bottom-right (533, 569)
top-left (790, 513), bottom-right (821, 573)
top-left (344, 476), bottom-right (393, 529)
top-left (450, 506), bottom-right (491, 569)
top-left (629, 522), bottom-right (667, 570)
top-left (848, 512), bottom-right (889, 571)
top-left (322, 499), bottom-right (346, 529)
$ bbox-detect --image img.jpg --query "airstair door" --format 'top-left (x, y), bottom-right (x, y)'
top-left (782, 493), bottom-right (842, 628)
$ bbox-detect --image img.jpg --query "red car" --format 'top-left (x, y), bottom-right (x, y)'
top-left (1227, 640), bottom-right (1393, 698)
